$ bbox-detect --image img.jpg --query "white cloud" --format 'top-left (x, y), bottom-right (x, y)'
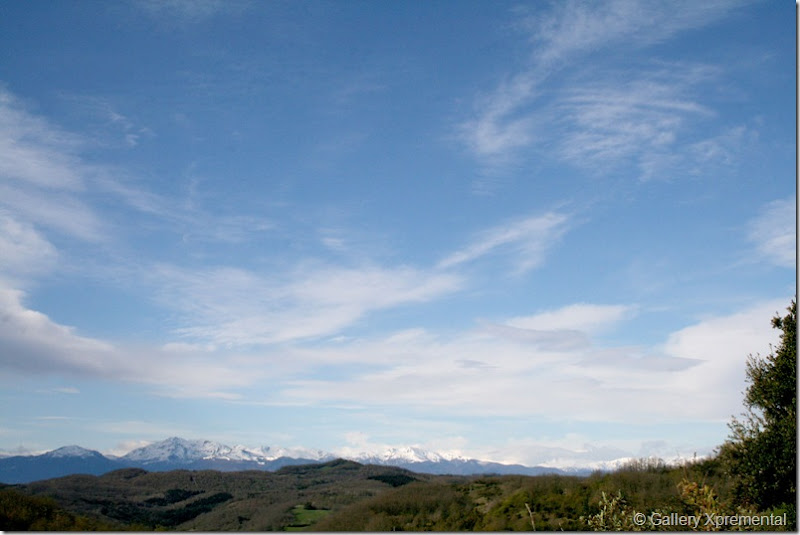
top-left (0, 211), bottom-right (58, 284)
top-left (0, 88), bottom-right (112, 243)
top-left (688, 125), bottom-right (749, 166)
top-left (161, 342), bottom-right (217, 353)
top-left (458, 1), bottom-right (746, 172)
top-left (661, 298), bottom-right (788, 418)
top-left (137, 0), bottom-right (247, 23)
top-left (556, 66), bottom-right (718, 175)
top-left (103, 439), bottom-right (154, 458)
top-left (747, 197), bottom-right (796, 268)
top-left (153, 263), bottom-right (463, 346)
top-left (53, 387), bottom-right (80, 395)
top-left (60, 95), bottom-right (155, 149)
top-left (525, 1), bottom-right (745, 69)
top-left (0, 183), bottom-right (105, 242)
top-left (0, 285), bottom-right (118, 377)
top-left (0, 90), bottom-right (86, 191)
top-left (179, 213), bottom-right (275, 244)
top-left (274, 299), bottom-right (786, 426)
top-left (507, 303), bottom-right (635, 334)
top-left (476, 435), bottom-right (638, 467)
top-left (458, 73), bottom-right (538, 164)
top-left (0, 282), bottom-right (265, 396)
top-left (438, 212), bottom-right (570, 274)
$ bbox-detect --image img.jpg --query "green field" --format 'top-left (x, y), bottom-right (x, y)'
top-left (285, 504), bottom-right (332, 531)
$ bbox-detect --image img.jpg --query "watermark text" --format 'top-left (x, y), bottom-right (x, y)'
top-left (632, 511), bottom-right (788, 529)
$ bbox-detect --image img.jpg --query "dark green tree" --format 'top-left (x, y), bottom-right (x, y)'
top-left (720, 300), bottom-right (796, 521)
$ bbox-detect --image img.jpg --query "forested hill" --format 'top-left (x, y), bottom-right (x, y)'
top-left (1, 456), bottom-right (791, 531)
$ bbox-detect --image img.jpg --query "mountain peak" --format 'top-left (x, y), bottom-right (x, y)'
top-left (44, 445), bottom-right (100, 458)
top-left (352, 445), bottom-right (466, 464)
top-left (122, 437), bottom-right (219, 463)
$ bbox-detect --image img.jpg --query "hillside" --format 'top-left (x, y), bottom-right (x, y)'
top-left (6, 459), bottom-right (432, 531)
top-left (5, 455), bottom-right (787, 531)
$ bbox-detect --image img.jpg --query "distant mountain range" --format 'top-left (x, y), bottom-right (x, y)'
top-left (0, 436), bottom-right (597, 484)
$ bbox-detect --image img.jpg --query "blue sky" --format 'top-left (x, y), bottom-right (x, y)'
top-left (0, 0), bottom-right (795, 467)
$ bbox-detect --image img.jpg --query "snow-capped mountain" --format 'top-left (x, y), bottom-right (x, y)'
top-left (349, 445), bottom-right (467, 465)
top-left (0, 436), bottom-right (691, 484)
top-left (0, 437), bottom-right (336, 484)
top-left (121, 438), bottom-right (474, 468)
top-left (346, 447), bottom-right (565, 477)
top-left (42, 445), bottom-right (101, 459)
top-left (121, 437), bottom-right (335, 465)
top-left (0, 446), bottom-right (120, 484)
top-left (258, 445), bottom-right (333, 462)
top-left (118, 439), bottom-right (567, 476)
top-left (122, 437), bottom-right (257, 464)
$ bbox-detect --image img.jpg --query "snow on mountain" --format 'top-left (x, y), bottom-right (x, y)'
top-left (10, 435), bottom-right (691, 484)
top-left (121, 438), bottom-right (473, 467)
top-left (13, 437), bottom-right (693, 478)
top-left (347, 445), bottom-right (467, 465)
top-left (43, 445), bottom-right (101, 458)
top-left (257, 445), bottom-right (334, 462)
top-left (539, 454), bottom-right (700, 474)
top-left (123, 437), bottom-right (220, 463)
top-left (122, 437), bottom-right (334, 465)
top-left (123, 437), bottom-right (256, 463)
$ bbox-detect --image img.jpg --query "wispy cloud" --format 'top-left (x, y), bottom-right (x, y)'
top-left (438, 212), bottom-right (570, 274)
top-left (136, 0), bottom-right (248, 24)
top-left (458, 1), bottom-right (747, 174)
top-left (59, 94), bottom-right (155, 149)
top-left (0, 85), bottom-right (278, 278)
top-left (0, 183), bottom-right (106, 242)
top-left (524, 0), bottom-right (746, 69)
top-left (0, 211), bottom-right (58, 285)
top-left (144, 208), bottom-right (572, 349)
top-left (0, 87), bottom-right (159, 243)
top-left (747, 197), bottom-right (796, 268)
top-left (52, 387), bottom-right (80, 395)
top-left (154, 263), bottom-right (463, 347)
top-left (555, 64), bottom-right (718, 177)
top-left (458, 73), bottom-right (539, 165)
top-left (506, 303), bottom-right (635, 334)
top-left (276, 299), bottom-right (784, 426)
top-left (281, 301), bottom-right (785, 430)
top-left (0, 88), bottom-right (110, 242)
top-left (0, 90), bottom-right (86, 191)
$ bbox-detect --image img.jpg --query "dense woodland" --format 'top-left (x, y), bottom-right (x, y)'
top-left (0, 302), bottom-right (794, 531)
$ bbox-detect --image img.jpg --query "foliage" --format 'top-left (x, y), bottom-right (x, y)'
top-left (582, 490), bottom-right (644, 531)
top-left (368, 473), bottom-right (418, 487)
top-left (143, 488), bottom-right (202, 506)
top-left (11, 461), bottom-right (429, 531)
top-left (0, 487), bottom-right (117, 531)
top-left (720, 300), bottom-right (796, 526)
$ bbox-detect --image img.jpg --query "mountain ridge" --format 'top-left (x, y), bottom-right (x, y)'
top-left (0, 436), bottom-right (652, 483)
